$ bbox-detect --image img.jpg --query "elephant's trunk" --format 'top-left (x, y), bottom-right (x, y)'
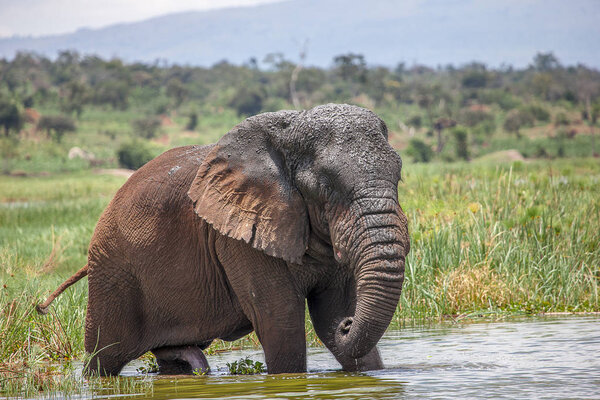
top-left (330, 188), bottom-right (409, 360)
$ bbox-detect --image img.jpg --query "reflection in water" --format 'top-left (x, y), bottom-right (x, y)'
top-left (148, 373), bottom-right (404, 400)
top-left (45, 317), bottom-right (600, 399)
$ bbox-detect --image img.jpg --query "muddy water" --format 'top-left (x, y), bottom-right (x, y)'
top-left (99, 317), bottom-right (600, 399)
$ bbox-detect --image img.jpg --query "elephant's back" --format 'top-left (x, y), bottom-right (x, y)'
top-left (89, 144), bottom-right (215, 262)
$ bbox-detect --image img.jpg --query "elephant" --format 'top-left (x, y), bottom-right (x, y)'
top-left (37, 103), bottom-right (410, 376)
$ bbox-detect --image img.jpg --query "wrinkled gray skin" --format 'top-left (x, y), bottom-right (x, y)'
top-left (82, 104), bottom-right (409, 375)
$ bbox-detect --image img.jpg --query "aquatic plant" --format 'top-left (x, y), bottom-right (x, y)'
top-left (226, 357), bottom-right (266, 375)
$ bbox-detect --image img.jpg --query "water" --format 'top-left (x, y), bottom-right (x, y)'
top-left (59, 317), bottom-right (600, 399)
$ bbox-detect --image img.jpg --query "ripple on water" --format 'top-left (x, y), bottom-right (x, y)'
top-left (86, 316), bottom-right (600, 399)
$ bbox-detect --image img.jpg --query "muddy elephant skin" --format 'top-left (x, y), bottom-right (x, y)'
top-left (41, 103), bottom-right (410, 375)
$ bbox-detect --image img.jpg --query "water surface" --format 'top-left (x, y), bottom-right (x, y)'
top-left (91, 316), bottom-right (600, 399)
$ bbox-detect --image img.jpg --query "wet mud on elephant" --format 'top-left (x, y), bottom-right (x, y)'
top-left (37, 103), bottom-right (410, 375)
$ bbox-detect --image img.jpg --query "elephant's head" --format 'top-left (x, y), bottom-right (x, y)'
top-left (188, 103), bottom-right (409, 360)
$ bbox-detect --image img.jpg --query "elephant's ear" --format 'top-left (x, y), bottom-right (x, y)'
top-left (188, 111), bottom-right (309, 264)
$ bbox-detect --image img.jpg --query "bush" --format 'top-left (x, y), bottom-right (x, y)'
top-left (461, 70), bottom-right (488, 88)
top-left (186, 112), bottom-right (198, 131)
top-left (37, 115), bottom-right (76, 142)
top-left (554, 112), bottom-right (570, 126)
top-left (0, 98), bottom-right (24, 137)
top-left (503, 109), bottom-right (534, 137)
top-left (406, 138), bottom-right (434, 163)
top-left (132, 116), bottom-right (162, 139)
top-left (117, 140), bottom-right (154, 170)
top-left (452, 128), bottom-right (470, 160)
top-left (229, 86), bottom-right (265, 116)
top-left (523, 104), bottom-right (550, 122)
top-left (407, 115), bottom-right (423, 129)
top-left (458, 107), bottom-right (494, 127)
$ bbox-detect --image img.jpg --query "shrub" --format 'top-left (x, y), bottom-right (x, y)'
top-left (503, 109), bottom-right (534, 137)
top-left (131, 116), bottom-right (161, 139)
top-left (37, 115), bottom-right (76, 142)
top-left (452, 128), bottom-right (470, 160)
top-left (117, 140), bottom-right (154, 170)
top-left (554, 112), bottom-right (570, 126)
top-left (523, 104), bottom-right (550, 122)
top-left (461, 70), bottom-right (488, 88)
top-left (406, 138), bottom-right (434, 163)
top-left (186, 112), bottom-right (198, 131)
top-left (0, 98), bottom-right (24, 137)
top-left (458, 108), bottom-right (494, 127)
top-left (229, 86), bottom-right (265, 116)
top-left (407, 115), bottom-right (423, 129)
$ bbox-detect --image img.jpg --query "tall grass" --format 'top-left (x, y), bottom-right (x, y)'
top-left (395, 158), bottom-right (600, 324)
top-left (1, 158), bottom-right (599, 396)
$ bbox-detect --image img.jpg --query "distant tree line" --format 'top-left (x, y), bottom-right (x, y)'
top-left (1, 50), bottom-right (599, 162)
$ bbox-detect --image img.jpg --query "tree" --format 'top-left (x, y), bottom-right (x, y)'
top-left (452, 128), bottom-right (470, 160)
top-left (166, 77), bottom-right (188, 107)
top-left (186, 112), bottom-right (198, 131)
top-left (333, 53), bottom-right (367, 83)
top-left (229, 86), bottom-right (265, 116)
top-left (37, 115), bottom-right (76, 142)
top-left (132, 116), bottom-right (161, 139)
top-left (532, 52), bottom-right (561, 71)
top-left (433, 117), bottom-right (457, 153)
top-left (0, 98), bottom-right (23, 137)
top-left (93, 81), bottom-right (130, 110)
top-left (406, 138), bottom-right (433, 163)
top-left (503, 109), bottom-right (524, 137)
top-left (117, 140), bottom-right (154, 170)
top-left (60, 80), bottom-right (89, 117)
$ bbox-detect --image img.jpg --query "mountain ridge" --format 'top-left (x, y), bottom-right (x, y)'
top-left (0, 0), bottom-right (598, 68)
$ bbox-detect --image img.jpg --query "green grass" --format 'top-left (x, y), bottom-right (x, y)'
top-left (395, 158), bottom-right (600, 323)
top-left (1, 158), bottom-right (599, 396)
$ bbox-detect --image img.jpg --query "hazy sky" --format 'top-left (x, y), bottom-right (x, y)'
top-left (0, 0), bottom-right (282, 38)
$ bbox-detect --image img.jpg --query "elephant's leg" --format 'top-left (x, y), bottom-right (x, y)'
top-left (307, 285), bottom-right (384, 372)
top-left (216, 237), bottom-right (307, 374)
top-left (153, 345), bottom-right (210, 374)
top-left (84, 267), bottom-right (147, 376)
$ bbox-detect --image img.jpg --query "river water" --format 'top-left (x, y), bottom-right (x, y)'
top-left (77, 316), bottom-right (600, 399)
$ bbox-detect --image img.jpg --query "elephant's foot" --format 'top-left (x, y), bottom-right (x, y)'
top-left (152, 345), bottom-right (210, 375)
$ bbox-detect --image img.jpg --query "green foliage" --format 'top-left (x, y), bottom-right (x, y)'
top-left (458, 107), bottom-right (494, 127)
top-left (333, 53), bottom-right (367, 83)
top-left (186, 112), bottom-right (198, 131)
top-left (117, 140), bottom-right (155, 170)
top-left (60, 80), bottom-right (89, 117)
top-left (226, 357), bottom-right (265, 375)
top-left (503, 109), bottom-right (534, 136)
top-left (37, 115), bottom-right (76, 142)
top-left (93, 81), bottom-right (130, 110)
top-left (136, 355), bottom-right (159, 374)
top-left (523, 104), bottom-right (550, 122)
top-left (407, 115), bottom-right (423, 128)
top-left (461, 70), bottom-right (488, 89)
top-left (554, 112), bottom-right (570, 126)
top-left (229, 86), bottom-right (265, 116)
top-left (452, 128), bottom-right (469, 160)
top-left (406, 138), bottom-right (434, 163)
top-left (0, 97), bottom-right (24, 137)
top-left (131, 116), bottom-right (162, 139)
top-left (166, 77), bottom-right (188, 107)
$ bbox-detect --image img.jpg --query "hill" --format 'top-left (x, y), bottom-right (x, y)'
top-left (0, 0), bottom-right (599, 68)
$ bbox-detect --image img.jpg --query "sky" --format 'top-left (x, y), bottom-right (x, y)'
top-left (0, 0), bottom-right (283, 38)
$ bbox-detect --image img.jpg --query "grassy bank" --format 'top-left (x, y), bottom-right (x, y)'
top-left (1, 158), bottom-right (599, 397)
